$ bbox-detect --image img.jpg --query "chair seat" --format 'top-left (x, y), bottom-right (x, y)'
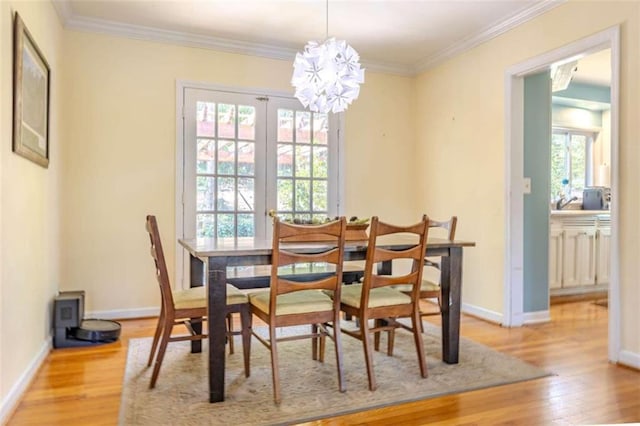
top-left (249, 289), bottom-right (334, 315)
top-left (392, 279), bottom-right (440, 294)
top-left (173, 284), bottom-right (248, 310)
top-left (339, 284), bottom-right (411, 309)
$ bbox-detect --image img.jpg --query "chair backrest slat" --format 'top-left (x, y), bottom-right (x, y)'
top-left (362, 215), bottom-right (429, 299)
top-left (270, 217), bottom-right (347, 316)
top-left (145, 215), bottom-right (175, 314)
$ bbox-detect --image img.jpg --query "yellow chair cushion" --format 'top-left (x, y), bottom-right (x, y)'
top-left (226, 284), bottom-right (249, 305)
top-left (249, 289), bottom-right (333, 315)
top-left (173, 286), bottom-right (207, 310)
top-left (173, 284), bottom-right (247, 310)
top-left (339, 284), bottom-right (411, 309)
top-left (393, 280), bottom-right (440, 293)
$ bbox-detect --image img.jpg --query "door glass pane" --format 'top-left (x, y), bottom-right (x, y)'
top-left (313, 113), bottom-right (328, 144)
top-left (295, 180), bottom-right (310, 210)
top-left (217, 214), bottom-right (235, 238)
top-left (197, 176), bottom-right (215, 210)
top-left (196, 213), bottom-right (215, 237)
top-left (238, 142), bottom-right (255, 175)
top-left (295, 145), bottom-right (311, 177)
top-left (295, 111), bottom-right (311, 143)
top-left (312, 180), bottom-right (327, 211)
top-left (237, 213), bottom-right (254, 237)
top-left (238, 105), bottom-right (255, 140)
top-left (237, 178), bottom-right (254, 211)
top-left (277, 179), bottom-right (293, 211)
top-left (277, 109), bottom-right (293, 142)
top-left (197, 139), bottom-right (216, 173)
top-left (217, 140), bottom-right (235, 175)
top-left (217, 177), bottom-right (235, 211)
top-left (196, 102), bottom-right (215, 137)
top-left (313, 146), bottom-right (328, 178)
top-left (277, 144), bottom-right (293, 176)
top-left (218, 103), bottom-right (235, 138)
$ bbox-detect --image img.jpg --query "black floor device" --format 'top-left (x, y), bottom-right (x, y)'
top-left (53, 290), bottom-right (121, 348)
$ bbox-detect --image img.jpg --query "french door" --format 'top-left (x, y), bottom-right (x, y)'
top-left (181, 86), bottom-right (341, 251)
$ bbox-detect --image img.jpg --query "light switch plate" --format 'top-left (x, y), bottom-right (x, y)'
top-left (523, 177), bottom-right (532, 194)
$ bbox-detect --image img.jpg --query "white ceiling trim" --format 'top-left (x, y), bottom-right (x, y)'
top-left (52, 0), bottom-right (564, 77)
top-left (414, 0), bottom-right (565, 73)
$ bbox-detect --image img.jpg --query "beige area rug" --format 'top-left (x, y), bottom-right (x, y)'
top-left (119, 322), bottom-right (551, 425)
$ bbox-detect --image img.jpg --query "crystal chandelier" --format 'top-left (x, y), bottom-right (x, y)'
top-left (291, 1), bottom-right (365, 113)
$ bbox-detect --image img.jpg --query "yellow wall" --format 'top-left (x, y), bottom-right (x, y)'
top-left (2, 0), bottom-right (640, 416)
top-left (60, 31), bottom-right (416, 315)
top-left (0, 0), bottom-right (63, 409)
top-left (415, 0), bottom-right (639, 355)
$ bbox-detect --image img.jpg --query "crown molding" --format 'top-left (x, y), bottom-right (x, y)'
top-left (52, 0), bottom-right (563, 77)
top-left (414, 0), bottom-right (566, 73)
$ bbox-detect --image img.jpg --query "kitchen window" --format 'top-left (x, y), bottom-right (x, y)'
top-left (551, 129), bottom-right (595, 200)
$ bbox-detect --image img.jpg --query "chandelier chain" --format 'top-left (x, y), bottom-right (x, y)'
top-left (325, 0), bottom-right (328, 40)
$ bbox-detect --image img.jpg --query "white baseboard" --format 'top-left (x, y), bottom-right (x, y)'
top-left (522, 310), bottom-right (551, 324)
top-left (618, 349), bottom-right (640, 370)
top-left (85, 307), bottom-right (159, 320)
top-left (461, 303), bottom-right (550, 326)
top-left (461, 302), bottom-right (503, 324)
top-left (0, 338), bottom-right (51, 425)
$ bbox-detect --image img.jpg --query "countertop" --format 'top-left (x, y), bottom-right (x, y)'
top-left (550, 209), bottom-right (610, 217)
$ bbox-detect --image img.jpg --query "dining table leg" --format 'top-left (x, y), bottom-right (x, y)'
top-left (207, 256), bottom-right (228, 403)
top-left (440, 246), bottom-right (462, 364)
top-left (189, 254), bottom-right (204, 353)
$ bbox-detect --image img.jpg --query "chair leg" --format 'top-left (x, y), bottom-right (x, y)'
top-left (319, 324), bottom-right (326, 363)
top-left (226, 313), bottom-right (235, 355)
top-left (269, 325), bottom-right (282, 404)
top-left (411, 309), bottom-right (428, 378)
top-left (150, 320), bottom-right (173, 388)
top-left (311, 324), bottom-right (318, 361)
top-left (239, 304), bottom-right (252, 378)
top-left (360, 315), bottom-right (377, 391)
top-left (333, 313), bottom-right (346, 393)
top-left (387, 325), bottom-right (395, 356)
top-left (148, 308), bottom-right (165, 367)
top-left (373, 319), bottom-right (381, 352)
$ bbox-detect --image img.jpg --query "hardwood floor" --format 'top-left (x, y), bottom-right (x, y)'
top-left (6, 301), bottom-right (639, 425)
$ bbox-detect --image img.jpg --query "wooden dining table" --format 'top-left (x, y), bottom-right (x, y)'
top-left (179, 236), bottom-right (475, 403)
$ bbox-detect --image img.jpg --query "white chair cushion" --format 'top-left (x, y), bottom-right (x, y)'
top-left (339, 284), bottom-right (411, 308)
top-left (249, 289), bottom-right (333, 315)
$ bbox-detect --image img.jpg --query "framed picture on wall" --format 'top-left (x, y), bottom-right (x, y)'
top-left (12, 12), bottom-right (50, 168)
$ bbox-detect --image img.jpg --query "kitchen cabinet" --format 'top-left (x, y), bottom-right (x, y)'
top-left (562, 227), bottom-right (596, 287)
top-left (596, 223), bottom-right (611, 285)
top-left (549, 211), bottom-right (609, 294)
top-left (549, 225), bottom-right (563, 289)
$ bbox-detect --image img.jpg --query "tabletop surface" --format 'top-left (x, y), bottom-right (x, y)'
top-left (179, 236), bottom-right (475, 257)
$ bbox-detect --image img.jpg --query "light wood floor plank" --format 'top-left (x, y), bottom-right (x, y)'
top-left (6, 300), bottom-right (640, 425)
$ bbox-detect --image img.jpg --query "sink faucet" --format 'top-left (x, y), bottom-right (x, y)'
top-left (556, 196), bottom-right (578, 210)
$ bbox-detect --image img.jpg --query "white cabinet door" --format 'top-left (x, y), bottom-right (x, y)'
top-left (562, 227), bottom-right (597, 287)
top-left (596, 226), bottom-right (611, 285)
top-left (549, 226), bottom-right (563, 289)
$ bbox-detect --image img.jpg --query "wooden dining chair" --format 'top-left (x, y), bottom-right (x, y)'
top-left (395, 216), bottom-right (457, 321)
top-left (330, 215), bottom-right (430, 391)
top-left (248, 217), bottom-right (347, 404)
top-left (145, 215), bottom-right (252, 388)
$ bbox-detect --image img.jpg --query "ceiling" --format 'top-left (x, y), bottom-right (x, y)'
top-left (54, 0), bottom-right (567, 75)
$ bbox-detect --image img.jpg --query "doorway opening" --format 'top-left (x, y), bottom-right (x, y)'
top-left (504, 27), bottom-right (620, 362)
